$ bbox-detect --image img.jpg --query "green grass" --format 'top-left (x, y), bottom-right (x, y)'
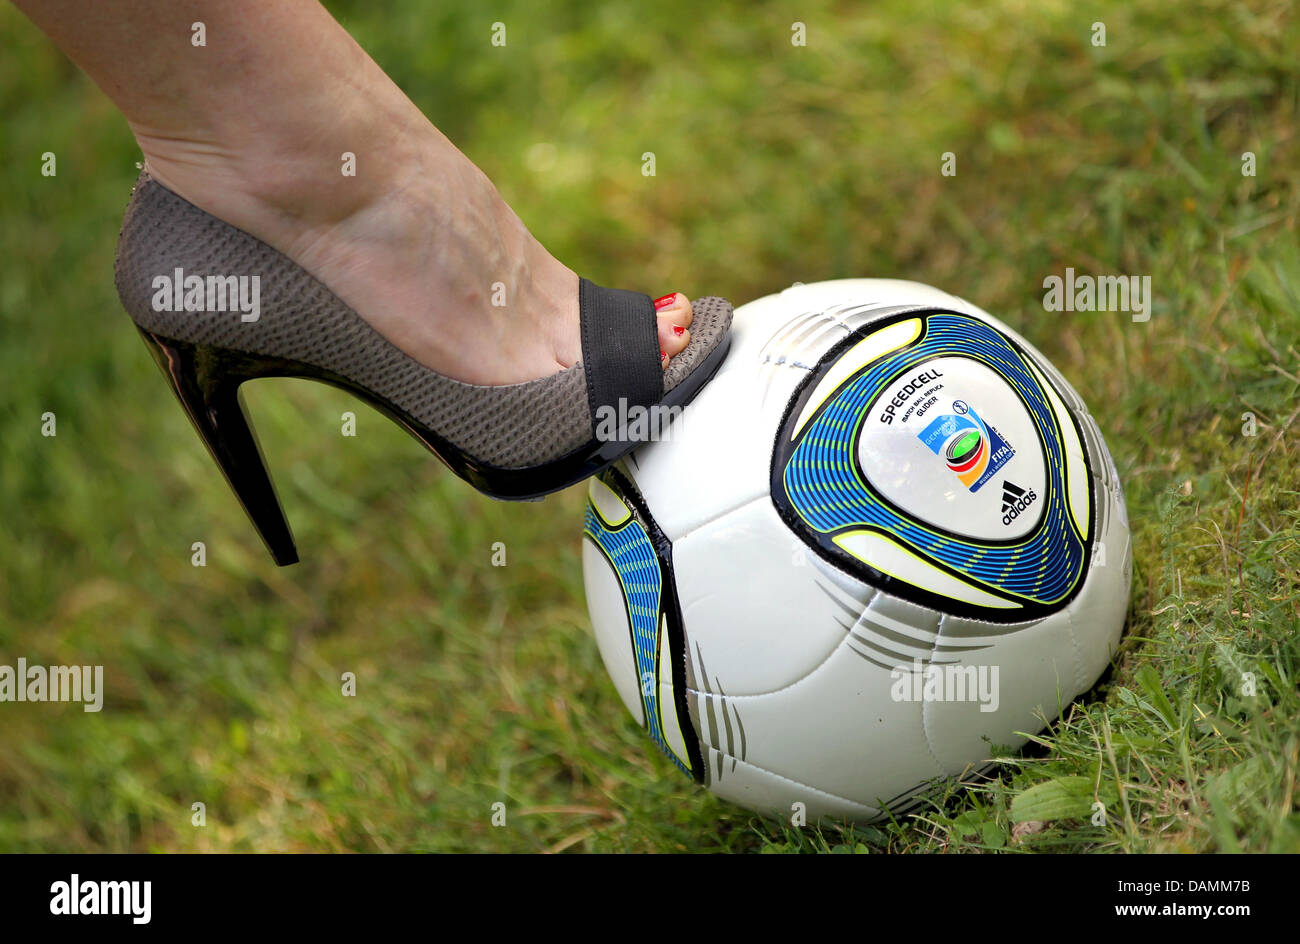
top-left (1, 0), bottom-right (1297, 852)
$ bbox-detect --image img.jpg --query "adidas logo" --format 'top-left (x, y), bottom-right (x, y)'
top-left (1001, 480), bottom-right (1037, 525)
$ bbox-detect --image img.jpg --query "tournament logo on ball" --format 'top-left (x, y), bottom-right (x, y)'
top-left (918, 400), bottom-right (1014, 493)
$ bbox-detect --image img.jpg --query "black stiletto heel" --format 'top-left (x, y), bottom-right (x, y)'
top-left (137, 328), bottom-right (299, 566)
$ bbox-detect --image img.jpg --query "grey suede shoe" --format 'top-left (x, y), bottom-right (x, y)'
top-left (114, 171), bottom-right (733, 565)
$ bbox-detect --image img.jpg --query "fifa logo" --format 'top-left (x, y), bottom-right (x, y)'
top-left (917, 400), bottom-right (1014, 493)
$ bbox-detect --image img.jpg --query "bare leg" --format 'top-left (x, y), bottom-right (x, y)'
top-left (11, 0), bottom-right (694, 383)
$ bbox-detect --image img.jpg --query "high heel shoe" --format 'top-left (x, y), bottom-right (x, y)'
top-left (114, 171), bottom-right (733, 565)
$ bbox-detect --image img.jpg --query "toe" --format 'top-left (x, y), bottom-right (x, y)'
top-left (654, 292), bottom-right (694, 328)
top-left (654, 293), bottom-right (693, 366)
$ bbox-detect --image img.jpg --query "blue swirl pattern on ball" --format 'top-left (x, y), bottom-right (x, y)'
top-left (583, 504), bottom-right (690, 776)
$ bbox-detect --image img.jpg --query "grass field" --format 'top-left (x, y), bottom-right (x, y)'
top-left (1, 0), bottom-right (1297, 853)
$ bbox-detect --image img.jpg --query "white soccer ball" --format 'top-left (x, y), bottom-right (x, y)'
top-left (581, 279), bottom-right (1131, 821)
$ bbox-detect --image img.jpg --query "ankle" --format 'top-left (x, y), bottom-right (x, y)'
top-left (134, 129), bottom-right (402, 240)
top-left (131, 62), bottom-right (434, 240)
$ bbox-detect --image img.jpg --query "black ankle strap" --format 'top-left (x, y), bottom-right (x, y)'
top-left (578, 278), bottom-right (663, 432)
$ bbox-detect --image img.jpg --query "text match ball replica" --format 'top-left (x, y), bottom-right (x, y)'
top-left (581, 279), bottom-right (1131, 821)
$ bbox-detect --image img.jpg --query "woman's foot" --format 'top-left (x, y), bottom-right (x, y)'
top-left (131, 58), bottom-right (691, 387)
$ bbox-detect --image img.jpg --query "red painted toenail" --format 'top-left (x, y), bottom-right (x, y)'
top-left (653, 293), bottom-right (677, 310)
top-left (672, 324), bottom-right (686, 336)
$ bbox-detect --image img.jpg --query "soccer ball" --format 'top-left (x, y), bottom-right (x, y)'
top-left (581, 279), bottom-right (1131, 821)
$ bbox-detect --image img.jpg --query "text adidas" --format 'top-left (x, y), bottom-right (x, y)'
top-left (1001, 480), bottom-right (1037, 526)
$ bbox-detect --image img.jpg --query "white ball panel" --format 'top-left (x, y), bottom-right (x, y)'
top-left (922, 609), bottom-right (1080, 775)
top-left (691, 631), bottom-right (943, 808)
top-left (704, 747), bottom-right (882, 821)
top-left (623, 367), bottom-right (789, 541)
top-left (674, 496), bottom-right (851, 696)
